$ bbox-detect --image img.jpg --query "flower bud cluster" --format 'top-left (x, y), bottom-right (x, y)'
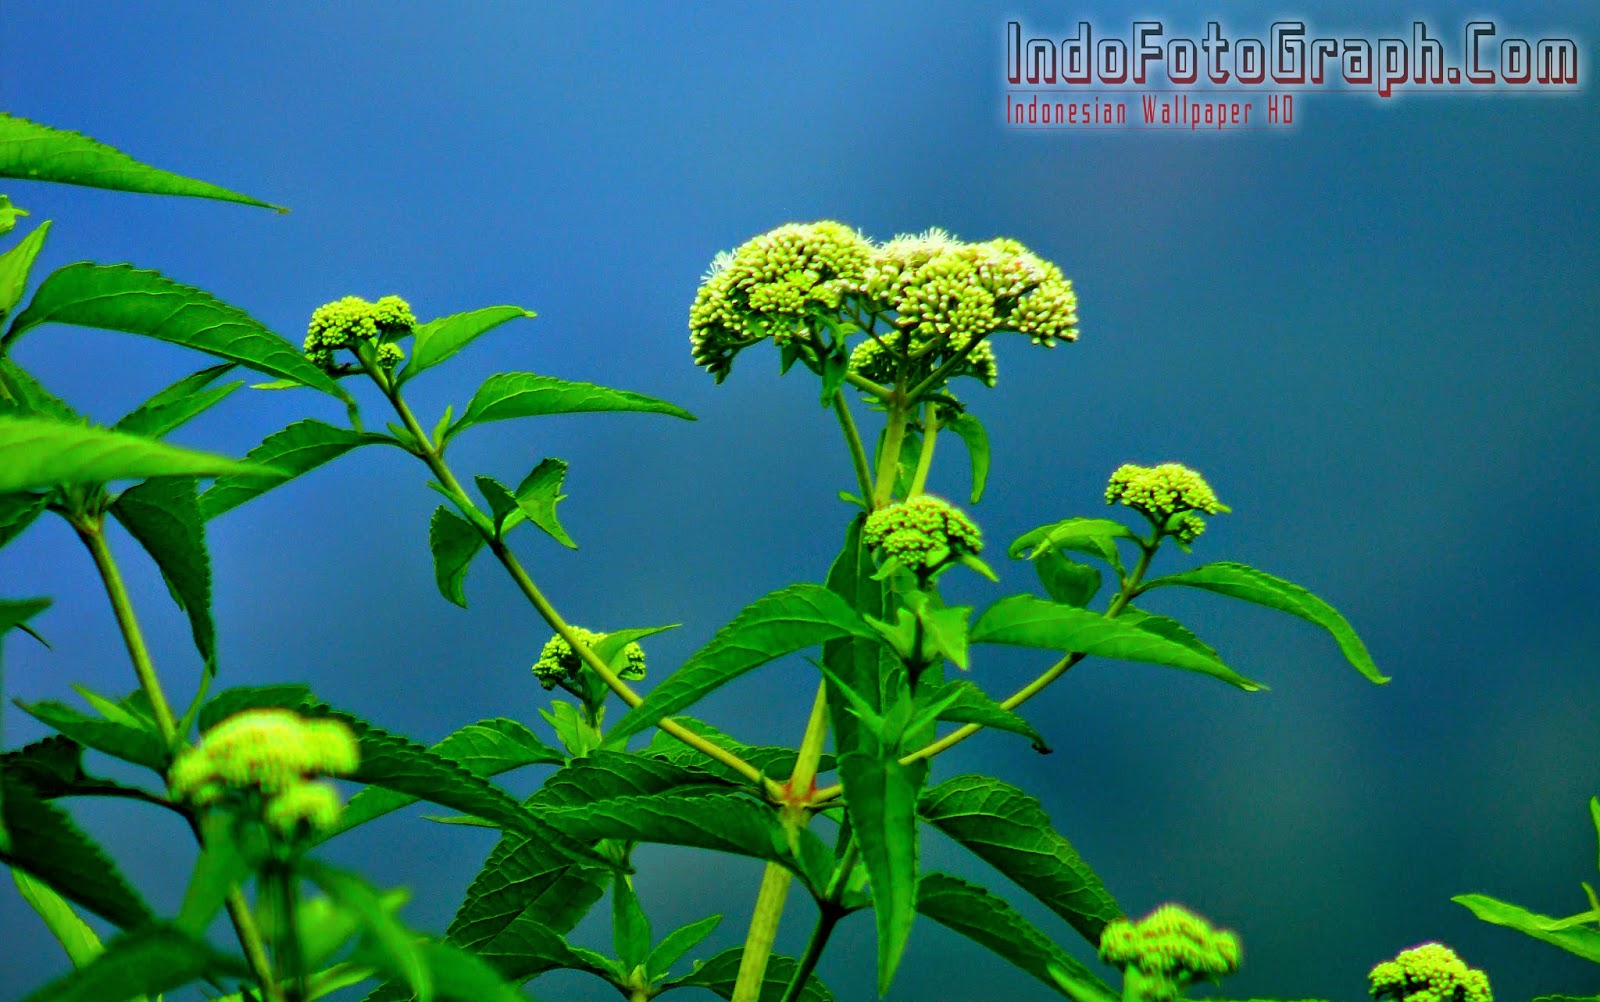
top-left (1368, 943), bottom-right (1492, 1002)
top-left (532, 626), bottom-right (647, 691)
top-left (1098, 904), bottom-right (1240, 994)
top-left (1104, 463), bottom-right (1229, 543)
top-left (303, 294), bottom-right (416, 370)
top-left (862, 495), bottom-right (982, 577)
top-left (168, 709), bottom-right (359, 837)
top-left (848, 333), bottom-right (998, 389)
top-left (689, 222), bottom-right (1078, 384)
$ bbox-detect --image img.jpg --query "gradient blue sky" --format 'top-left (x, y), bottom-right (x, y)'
top-left (2, 3), bottom-right (1598, 1000)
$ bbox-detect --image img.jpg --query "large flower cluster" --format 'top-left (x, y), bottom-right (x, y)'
top-left (303, 294), bottom-right (416, 370)
top-left (169, 709), bottom-right (359, 836)
top-left (1105, 463), bottom-right (1229, 544)
top-left (1098, 904), bottom-right (1240, 1002)
top-left (532, 626), bottom-right (648, 691)
top-left (689, 222), bottom-right (1078, 384)
top-left (862, 495), bottom-right (982, 578)
top-left (1368, 942), bottom-right (1492, 1002)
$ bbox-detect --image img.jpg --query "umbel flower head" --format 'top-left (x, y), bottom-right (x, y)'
top-left (1105, 463), bottom-right (1230, 544)
top-left (1368, 942), bottom-right (1492, 1002)
top-left (303, 294), bottom-right (416, 370)
top-left (532, 626), bottom-right (647, 691)
top-left (689, 222), bottom-right (1078, 385)
top-left (1098, 903), bottom-right (1240, 1002)
top-left (169, 709), bottom-right (359, 837)
top-left (862, 494), bottom-right (983, 578)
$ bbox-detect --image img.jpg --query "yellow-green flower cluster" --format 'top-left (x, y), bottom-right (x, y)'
top-left (1098, 904), bottom-right (1240, 997)
top-left (169, 709), bottom-right (359, 837)
top-left (1368, 943), bottom-right (1492, 1002)
top-left (688, 222), bottom-right (1078, 383)
top-left (1105, 463), bottom-right (1229, 543)
top-left (532, 627), bottom-right (647, 691)
top-left (862, 495), bottom-right (982, 577)
top-left (303, 294), bottom-right (416, 370)
top-left (848, 333), bottom-right (998, 389)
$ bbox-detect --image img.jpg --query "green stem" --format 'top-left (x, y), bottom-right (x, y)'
top-left (871, 399), bottom-right (908, 507)
top-left (906, 403), bottom-right (938, 498)
top-left (777, 907), bottom-right (842, 1002)
top-left (832, 392), bottom-right (876, 508)
top-left (274, 867), bottom-right (305, 1002)
top-left (907, 332), bottom-right (993, 400)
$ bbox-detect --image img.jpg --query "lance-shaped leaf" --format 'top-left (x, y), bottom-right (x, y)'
top-left (12, 869), bottom-right (108, 970)
top-left (971, 594), bottom-right (1263, 692)
top-left (531, 751), bottom-right (727, 809)
top-left (16, 924), bottom-right (249, 1002)
top-left (0, 771), bottom-right (155, 930)
top-left (463, 909), bottom-right (613, 985)
top-left (823, 515), bottom-right (889, 760)
top-left (1009, 517), bottom-right (1137, 573)
top-left (14, 700), bottom-right (166, 771)
top-left (1139, 561), bottom-right (1388, 684)
top-left (919, 775), bottom-right (1121, 945)
top-left (943, 410), bottom-right (991, 503)
top-left (303, 861), bottom-right (433, 1000)
top-left (429, 506), bottom-right (485, 608)
top-left (1035, 550), bottom-right (1101, 608)
top-left (604, 583), bottom-right (879, 747)
top-left (501, 458), bottom-right (576, 548)
top-left (0, 415), bottom-right (269, 493)
top-left (401, 306), bottom-right (537, 384)
top-left (327, 718), bottom-right (565, 840)
top-left (1117, 607), bottom-right (1222, 662)
top-left (647, 913), bottom-right (723, 981)
top-left (0, 492), bottom-right (46, 550)
top-left (199, 418), bottom-right (390, 520)
top-left (916, 872), bottom-right (1117, 1001)
top-left (0, 358), bottom-right (80, 420)
top-left (923, 679), bottom-right (1051, 753)
top-left (110, 476), bottom-right (215, 671)
top-left (445, 832), bottom-right (606, 953)
top-left (838, 750), bottom-right (922, 994)
top-left (113, 363), bottom-right (241, 439)
top-left (1452, 893), bottom-right (1600, 963)
top-left (0, 112), bottom-right (282, 209)
top-left (446, 371), bottom-right (694, 441)
top-left (0, 219), bottom-right (50, 325)
top-left (5, 264), bottom-right (343, 401)
top-left (669, 948), bottom-right (835, 1002)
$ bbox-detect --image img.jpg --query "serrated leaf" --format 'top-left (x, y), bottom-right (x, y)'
top-left (446, 371), bottom-right (694, 441)
top-left (923, 679), bottom-right (1051, 753)
top-left (1035, 550), bottom-right (1101, 608)
top-left (1140, 561), bottom-right (1388, 684)
top-left (646, 913), bottom-right (722, 980)
top-left (455, 910), bottom-right (610, 987)
top-left (971, 594), bottom-right (1263, 691)
top-left (0, 414), bottom-right (269, 492)
top-left (0, 492), bottom-right (46, 550)
top-left (1118, 607), bottom-right (1223, 662)
top-left (644, 716), bottom-right (833, 785)
top-left (15, 700), bottom-right (166, 771)
top-left (0, 219), bottom-right (50, 326)
top-left (473, 475), bottom-right (520, 533)
top-left (113, 363), bottom-right (242, 439)
top-left (444, 832), bottom-right (606, 954)
top-left (199, 417), bottom-right (389, 520)
top-left (942, 410), bottom-right (990, 503)
top-left (12, 869), bottom-right (106, 969)
top-left (604, 583), bottom-right (879, 747)
top-left (110, 476), bottom-right (215, 671)
top-left (838, 750), bottom-right (922, 993)
top-left (916, 872), bottom-right (1116, 1001)
top-left (919, 775), bottom-right (1121, 945)
top-left (196, 683), bottom-right (312, 733)
top-left (1008, 517), bottom-right (1136, 572)
top-left (429, 506), bottom-right (484, 608)
top-left (0, 111), bottom-right (282, 209)
top-left (503, 457), bottom-right (575, 548)
top-left (401, 306), bottom-right (536, 383)
top-left (6, 264), bottom-right (343, 401)
top-left (1452, 893), bottom-right (1600, 962)
top-left (823, 516), bottom-right (890, 760)
top-left (0, 358), bottom-right (78, 421)
top-left (16, 923), bottom-right (248, 1002)
top-left (671, 947), bottom-right (834, 1001)
top-left (612, 873), bottom-right (652, 970)
top-left (328, 718), bottom-right (566, 839)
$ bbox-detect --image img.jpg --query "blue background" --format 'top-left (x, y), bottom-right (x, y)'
top-left (2, 2), bottom-right (1597, 1000)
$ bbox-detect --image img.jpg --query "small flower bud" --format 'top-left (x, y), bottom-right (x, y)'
top-left (1368, 942), bottom-right (1492, 1002)
top-left (1098, 903), bottom-right (1240, 984)
top-left (862, 495), bottom-right (982, 577)
top-left (303, 295), bottom-right (416, 370)
top-left (1105, 463), bottom-right (1229, 540)
top-left (532, 627), bottom-right (647, 690)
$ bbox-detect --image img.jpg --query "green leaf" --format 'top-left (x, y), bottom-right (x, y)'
top-left (402, 306), bottom-right (536, 384)
top-left (0, 112), bottom-right (282, 209)
top-left (612, 873), bottom-right (653, 970)
top-left (943, 410), bottom-right (990, 503)
top-left (603, 583), bottom-right (878, 747)
top-left (1140, 561), bottom-right (1388, 684)
top-left (113, 363), bottom-right (242, 439)
top-left (14, 700), bottom-right (166, 771)
top-left (644, 716), bottom-right (833, 785)
top-left (11, 869), bottom-right (106, 969)
top-left (197, 682), bottom-right (312, 733)
top-left (971, 594), bottom-right (1264, 692)
top-left (0, 219), bottom-right (50, 326)
top-left (304, 861), bottom-right (431, 1001)
top-left (327, 718), bottom-right (566, 839)
top-left (0, 492), bottom-right (46, 550)
top-left (1117, 607), bottom-right (1223, 663)
top-left (445, 832), bottom-right (606, 953)
top-left (1009, 517), bottom-right (1136, 573)
top-left (923, 679), bottom-right (1051, 753)
top-left (446, 371), bottom-right (694, 441)
top-left (533, 750), bottom-right (726, 808)
top-left (110, 476), bottom-right (216, 671)
top-left (823, 516), bottom-right (890, 760)
top-left (669, 948), bottom-right (834, 1001)
top-left (0, 770), bottom-right (156, 930)
top-left (16, 924), bottom-right (248, 1002)
top-left (919, 775), bottom-right (1121, 945)
top-left (175, 810), bottom-right (256, 936)
top-left (5, 263), bottom-right (344, 400)
top-left (1453, 893), bottom-right (1600, 962)
top-left (502, 458), bottom-right (576, 549)
top-left (915, 601), bottom-right (971, 671)
top-left (1035, 550), bottom-right (1101, 608)
top-left (916, 872), bottom-right (1117, 1001)
top-left (0, 358), bottom-right (78, 421)
top-left (429, 506), bottom-right (485, 608)
top-left (443, 910), bottom-right (612, 988)
top-left (839, 750), bottom-right (922, 993)
top-left (0, 414), bottom-right (270, 493)
top-left (473, 476), bottom-right (520, 533)
top-left (199, 417), bottom-right (389, 520)
top-left (646, 913), bottom-right (722, 981)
